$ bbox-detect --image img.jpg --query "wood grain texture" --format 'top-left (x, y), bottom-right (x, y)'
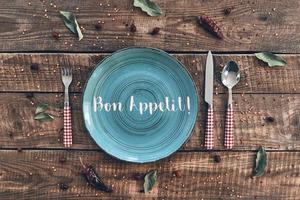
top-left (0, 92), bottom-right (299, 150)
top-left (0, 53), bottom-right (299, 93)
top-left (0, 150), bottom-right (299, 200)
top-left (0, 0), bottom-right (300, 52)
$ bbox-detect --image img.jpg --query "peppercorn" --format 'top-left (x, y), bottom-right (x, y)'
top-left (132, 173), bottom-right (143, 180)
top-left (59, 182), bottom-right (69, 190)
top-left (130, 23), bottom-right (137, 32)
top-left (30, 63), bottom-right (39, 71)
top-left (59, 156), bottom-right (67, 163)
top-left (25, 92), bottom-right (34, 99)
top-left (150, 27), bottom-right (160, 35)
top-left (172, 170), bottom-right (182, 178)
top-left (259, 15), bottom-right (268, 21)
top-left (213, 154), bottom-right (221, 163)
top-left (223, 7), bottom-right (232, 16)
top-left (52, 31), bottom-right (60, 40)
top-left (94, 24), bottom-right (102, 31)
top-left (265, 116), bottom-right (275, 123)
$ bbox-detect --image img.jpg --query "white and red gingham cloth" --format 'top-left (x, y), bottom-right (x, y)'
top-left (204, 107), bottom-right (214, 149)
top-left (224, 107), bottom-right (234, 149)
top-left (63, 106), bottom-right (72, 147)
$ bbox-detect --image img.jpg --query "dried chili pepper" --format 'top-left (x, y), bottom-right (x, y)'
top-left (197, 15), bottom-right (224, 39)
top-left (79, 157), bottom-right (112, 193)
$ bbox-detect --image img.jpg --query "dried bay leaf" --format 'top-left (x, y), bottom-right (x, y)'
top-left (133, 0), bottom-right (162, 16)
top-left (255, 52), bottom-right (286, 67)
top-left (143, 170), bottom-right (157, 193)
top-left (252, 146), bottom-right (267, 177)
top-left (35, 104), bottom-right (49, 114)
top-left (34, 113), bottom-right (54, 122)
top-left (59, 11), bottom-right (83, 41)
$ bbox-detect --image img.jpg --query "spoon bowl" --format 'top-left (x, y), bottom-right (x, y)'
top-left (221, 61), bottom-right (240, 89)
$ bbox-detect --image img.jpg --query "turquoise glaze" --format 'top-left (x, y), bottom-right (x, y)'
top-left (83, 47), bottom-right (198, 163)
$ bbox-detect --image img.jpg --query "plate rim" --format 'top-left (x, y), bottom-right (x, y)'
top-left (82, 47), bottom-right (199, 163)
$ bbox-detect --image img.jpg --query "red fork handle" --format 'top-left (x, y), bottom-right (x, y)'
top-left (224, 106), bottom-right (234, 149)
top-left (204, 106), bottom-right (214, 149)
top-left (63, 106), bottom-right (72, 147)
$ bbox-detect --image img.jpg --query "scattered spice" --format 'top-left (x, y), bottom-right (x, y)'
top-left (150, 27), bottom-right (160, 35)
top-left (132, 173), bottom-right (143, 180)
top-left (213, 154), bottom-right (222, 163)
top-left (265, 116), bottom-right (275, 123)
top-left (79, 157), bottom-right (113, 193)
top-left (197, 15), bottom-right (224, 39)
top-left (59, 182), bottom-right (69, 190)
top-left (94, 23), bottom-right (102, 31)
top-left (30, 63), bottom-right (39, 71)
top-left (172, 170), bottom-right (182, 178)
top-left (130, 23), bottom-right (137, 32)
top-left (259, 15), bottom-right (268, 21)
top-left (59, 156), bottom-right (67, 163)
top-left (223, 7), bottom-right (232, 16)
top-left (25, 92), bottom-right (34, 99)
top-left (8, 132), bottom-right (13, 138)
top-left (52, 31), bottom-right (60, 40)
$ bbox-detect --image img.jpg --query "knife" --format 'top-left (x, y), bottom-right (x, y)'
top-left (204, 51), bottom-right (214, 149)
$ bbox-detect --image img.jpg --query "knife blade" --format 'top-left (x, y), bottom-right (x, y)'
top-left (205, 51), bottom-right (213, 106)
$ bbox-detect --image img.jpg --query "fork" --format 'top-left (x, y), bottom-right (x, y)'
top-left (61, 67), bottom-right (73, 147)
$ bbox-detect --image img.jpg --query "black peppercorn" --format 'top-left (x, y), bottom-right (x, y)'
top-left (150, 27), bottom-right (160, 35)
top-left (130, 23), bottom-right (137, 32)
top-left (59, 182), bottom-right (69, 190)
top-left (265, 116), bottom-right (275, 123)
top-left (30, 63), bottom-right (39, 71)
top-left (25, 92), bottom-right (34, 99)
top-left (59, 156), bottom-right (67, 163)
top-left (94, 24), bottom-right (102, 31)
top-left (223, 7), bottom-right (232, 16)
top-left (52, 32), bottom-right (60, 40)
top-left (213, 154), bottom-right (221, 163)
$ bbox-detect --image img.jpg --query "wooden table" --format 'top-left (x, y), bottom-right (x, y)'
top-left (0, 0), bottom-right (300, 199)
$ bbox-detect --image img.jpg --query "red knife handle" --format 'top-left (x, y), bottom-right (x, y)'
top-left (63, 106), bottom-right (72, 147)
top-left (204, 106), bottom-right (214, 149)
top-left (224, 106), bottom-right (234, 149)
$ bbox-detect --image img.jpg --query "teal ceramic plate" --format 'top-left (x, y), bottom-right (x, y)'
top-left (83, 47), bottom-right (198, 163)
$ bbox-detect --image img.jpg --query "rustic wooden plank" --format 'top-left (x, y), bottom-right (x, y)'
top-left (0, 53), bottom-right (299, 93)
top-left (0, 0), bottom-right (300, 52)
top-left (1, 92), bottom-right (299, 150)
top-left (0, 150), bottom-right (299, 199)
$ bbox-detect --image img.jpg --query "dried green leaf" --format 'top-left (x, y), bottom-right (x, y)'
top-left (34, 113), bottom-right (54, 122)
top-left (255, 52), bottom-right (286, 67)
top-left (35, 104), bottom-right (49, 114)
top-left (59, 11), bottom-right (83, 41)
top-left (253, 146), bottom-right (267, 177)
top-left (133, 0), bottom-right (162, 16)
top-left (143, 170), bottom-right (157, 193)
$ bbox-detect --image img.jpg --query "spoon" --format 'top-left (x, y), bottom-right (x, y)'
top-left (221, 61), bottom-right (241, 149)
